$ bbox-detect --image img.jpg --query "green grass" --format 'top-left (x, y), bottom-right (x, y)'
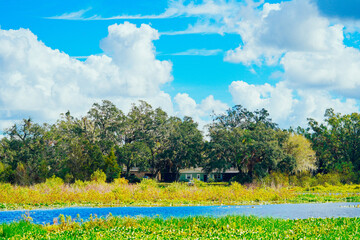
top-left (1, 215), bottom-right (359, 239)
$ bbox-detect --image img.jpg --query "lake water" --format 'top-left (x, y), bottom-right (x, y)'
top-left (1, 202), bottom-right (360, 224)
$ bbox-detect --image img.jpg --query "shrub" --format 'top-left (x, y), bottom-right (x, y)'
top-left (90, 169), bottom-right (106, 183)
top-left (262, 172), bottom-right (289, 188)
top-left (335, 162), bottom-right (357, 184)
top-left (138, 178), bottom-right (157, 190)
top-left (289, 172), bottom-right (314, 187)
top-left (230, 181), bottom-right (244, 190)
top-left (207, 177), bottom-right (214, 183)
top-left (113, 178), bottom-right (129, 185)
top-left (44, 176), bottom-right (64, 187)
top-left (127, 175), bottom-right (141, 183)
top-left (179, 179), bottom-right (190, 183)
top-left (73, 180), bottom-right (89, 188)
top-left (64, 174), bottom-right (74, 184)
top-left (230, 174), bottom-right (252, 184)
top-left (314, 173), bottom-right (341, 186)
top-left (193, 179), bottom-right (206, 187)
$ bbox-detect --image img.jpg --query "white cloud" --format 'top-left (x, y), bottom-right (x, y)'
top-left (47, 0), bottom-right (241, 21)
top-left (229, 81), bottom-right (294, 125)
top-left (223, 0), bottom-right (360, 99)
top-left (98, 22), bottom-right (173, 97)
top-left (292, 90), bottom-right (358, 127)
top-left (0, 23), bottom-right (173, 129)
top-left (225, 0), bottom-right (344, 65)
top-left (282, 45), bottom-right (360, 98)
top-left (47, 0), bottom-right (245, 36)
top-left (161, 21), bottom-right (227, 35)
top-left (46, 8), bottom-right (94, 20)
top-left (40, 0), bottom-right (360, 129)
top-left (224, 0), bottom-right (360, 128)
top-left (229, 81), bottom-right (359, 128)
top-left (174, 93), bottom-right (228, 131)
top-left (170, 49), bottom-right (222, 56)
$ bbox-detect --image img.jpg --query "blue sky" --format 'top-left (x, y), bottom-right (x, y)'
top-left (1, 0), bottom-right (360, 132)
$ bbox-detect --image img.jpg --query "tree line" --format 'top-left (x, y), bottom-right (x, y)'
top-left (0, 100), bottom-right (359, 185)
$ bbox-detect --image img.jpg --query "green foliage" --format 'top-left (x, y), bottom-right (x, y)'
top-left (64, 173), bottom-right (73, 184)
top-left (1, 101), bottom-right (360, 187)
top-left (127, 174), bottom-right (141, 183)
top-left (314, 173), bottom-right (341, 186)
top-left (0, 220), bottom-right (46, 239)
top-left (0, 162), bottom-right (12, 183)
top-left (104, 148), bottom-right (121, 182)
top-left (73, 179), bottom-right (90, 188)
top-left (161, 116), bottom-right (204, 181)
top-left (90, 169), bottom-right (106, 183)
top-left (289, 171), bottom-right (314, 187)
top-left (44, 176), bottom-right (64, 187)
top-left (304, 109), bottom-right (360, 174)
top-left (117, 141), bottom-right (151, 179)
top-left (15, 162), bottom-right (30, 186)
top-left (138, 178), bottom-right (158, 190)
top-left (87, 100), bottom-right (125, 151)
top-left (192, 179), bottom-right (206, 187)
top-left (1, 180), bottom-right (360, 209)
top-left (113, 177), bottom-right (129, 185)
top-left (2, 215), bottom-right (360, 239)
top-left (334, 161), bottom-right (357, 184)
top-left (284, 134), bottom-right (317, 173)
top-left (206, 105), bottom-right (294, 183)
top-left (207, 177), bottom-right (214, 183)
top-left (261, 172), bottom-right (289, 188)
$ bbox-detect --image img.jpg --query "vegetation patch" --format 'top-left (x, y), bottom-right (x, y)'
top-left (0, 180), bottom-right (359, 210)
top-left (1, 215), bottom-right (359, 239)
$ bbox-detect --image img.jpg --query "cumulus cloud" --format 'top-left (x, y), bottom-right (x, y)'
top-left (28, 0), bottom-right (360, 129)
top-left (98, 22), bottom-right (173, 97)
top-left (174, 93), bottom-right (228, 131)
top-left (223, 0), bottom-right (360, 100)
top-left (229, 81), bottom-right (359, 128)
top-left (225, 0), bottom-right (344, 65)
top-left (282, 45), bottom-right (360, 97)
top-left (223, 0), bottom-right (360, 127)
top-left (292, 90), bottom-right (359, 126)
top-left (0, 22), bottom-right (173, 129)
top-left (229, 81), bottom-right (294, 124)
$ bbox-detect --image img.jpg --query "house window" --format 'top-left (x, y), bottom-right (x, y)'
top-left (186, 174), bottom-right (192, 180)
top-left (214, 174), bottom-right (222, 180)
top-left (197, 174), bottom-right (200, 180)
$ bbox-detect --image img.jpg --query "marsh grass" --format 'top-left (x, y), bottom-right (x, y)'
top-left (1, 215), bottom-right (359, 239)
top-left (0, 179), bottom-right (359, 210)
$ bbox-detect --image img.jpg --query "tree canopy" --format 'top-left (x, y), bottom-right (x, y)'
top-left (0, 102), bottom-right (359, 185)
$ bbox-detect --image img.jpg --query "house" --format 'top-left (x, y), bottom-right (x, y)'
top-left (123, 167), bottom-right (159, 181)
top-left (179, 167), bottom-right (239, 182)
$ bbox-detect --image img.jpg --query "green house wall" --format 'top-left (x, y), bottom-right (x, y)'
top-left (180, 173), bottom-right (204, 181)
top-left (179, 173), bottom-right (222, 182)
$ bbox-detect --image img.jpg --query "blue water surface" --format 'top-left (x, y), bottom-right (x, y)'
top-left (1, 202), bottom-right (360, 224)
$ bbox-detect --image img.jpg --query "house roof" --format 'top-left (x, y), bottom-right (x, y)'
top-left (179, 167), bottom-right (239, 174)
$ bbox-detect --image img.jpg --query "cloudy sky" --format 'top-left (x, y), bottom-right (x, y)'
top-left (1, 0), bottom-right (360, 132)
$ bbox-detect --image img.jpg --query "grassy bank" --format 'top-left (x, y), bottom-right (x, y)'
top-left (1, 215), bottom-right (359, 239)
top-left (1, 178), bottom-right (360, 210)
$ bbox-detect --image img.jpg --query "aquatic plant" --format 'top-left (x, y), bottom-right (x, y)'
top-left (1, 215), bottom-right (359, 239)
